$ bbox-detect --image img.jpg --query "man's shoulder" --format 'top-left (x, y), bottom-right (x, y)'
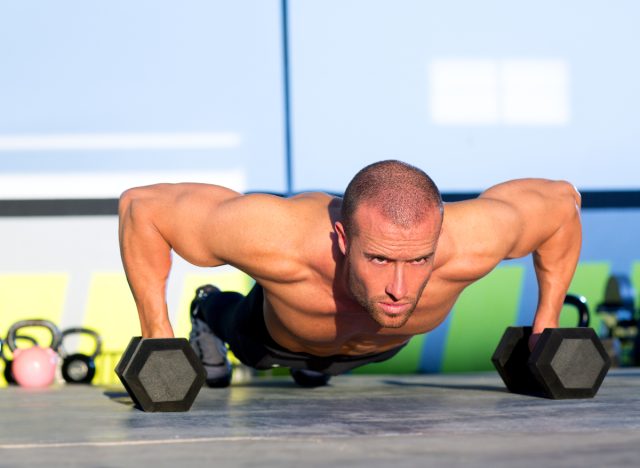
top-left (243, 191), bottom-right (338, 212)
top-left (283, 192), bottom-right (343, 229)
top-left (223, 191), bottom-right (339, 283)
top-left (437, 198), bottom-right (519, 282)
top-left (226, 191), bottom-right (338, 222)
top-left (287, 191), bottom-right (340, 207)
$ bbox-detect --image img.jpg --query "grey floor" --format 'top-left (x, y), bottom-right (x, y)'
top-left (1, 369), bottom-right (639, 467)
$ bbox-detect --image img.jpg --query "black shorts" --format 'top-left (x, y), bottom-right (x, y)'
top-left (200, 284), bottom-right (407, 376)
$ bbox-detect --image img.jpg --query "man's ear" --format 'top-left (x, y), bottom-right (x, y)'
top-left (334, 221), bottom-right (348, 255)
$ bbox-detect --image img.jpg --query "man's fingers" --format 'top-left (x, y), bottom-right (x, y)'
top-left (528, 332), bottom-right (541, 352)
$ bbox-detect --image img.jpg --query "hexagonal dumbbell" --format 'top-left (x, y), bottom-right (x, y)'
top-left (115, 337), bottom-right (206, 412)
top-left (530, 327), bottom-right (611, 398)
top-left (492, 294), bottom-right (612, 399)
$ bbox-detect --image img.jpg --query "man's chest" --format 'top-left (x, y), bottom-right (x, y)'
top-left (263, 276), bottom-right (466, 355)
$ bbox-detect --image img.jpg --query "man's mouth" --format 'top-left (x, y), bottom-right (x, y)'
top-left (379, 302), bottom-right (411, 315)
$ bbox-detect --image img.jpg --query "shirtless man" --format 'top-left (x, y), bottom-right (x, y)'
top-left (118, 160), bottom-right (582, 387)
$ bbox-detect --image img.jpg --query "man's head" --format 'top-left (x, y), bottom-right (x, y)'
top-left (335, 160), bottom-right (444, 329)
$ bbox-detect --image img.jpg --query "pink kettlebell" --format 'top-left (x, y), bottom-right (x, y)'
top-left (7, 319), bottom-right (61, 388)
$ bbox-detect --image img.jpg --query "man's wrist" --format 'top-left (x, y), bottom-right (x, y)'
top-left (532, 316), bottom-right (559, 334)
top-left (143, 324), bottom-right (175, 339)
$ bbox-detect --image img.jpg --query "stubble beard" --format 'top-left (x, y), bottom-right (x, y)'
top-left (347, 267), bottom-right (418, 329)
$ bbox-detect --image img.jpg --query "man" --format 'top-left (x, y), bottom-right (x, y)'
top-left (118, 160), bottom-right (582, 387)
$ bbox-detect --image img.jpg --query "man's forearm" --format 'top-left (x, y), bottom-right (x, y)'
top-left (119, 190), bottom-right (175, 338)
top-left (531, 191), bottom-right (582, 334)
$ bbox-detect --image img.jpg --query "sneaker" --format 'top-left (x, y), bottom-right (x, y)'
top-left (189, 285), bottom-right (232, 388)
top-left (290, 369), bottom-right (331, 388)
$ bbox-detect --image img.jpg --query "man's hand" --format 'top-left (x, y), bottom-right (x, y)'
top-left (529, 313), bottom-right (559, 351)
top-left (528, 332), bottom-right (541, 352)
top-left (146, 323), bottom-right (175, 339)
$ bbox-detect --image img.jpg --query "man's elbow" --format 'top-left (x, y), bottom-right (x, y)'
top-left (554, 180), bottom-right (582, 211)
top-left (118, 187), bottom-right (140, 219)
top-left (118, 186), bottom-right (155, 221)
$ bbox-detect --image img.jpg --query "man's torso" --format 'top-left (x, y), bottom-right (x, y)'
top-left (234, 193), bottom-right (505, 357)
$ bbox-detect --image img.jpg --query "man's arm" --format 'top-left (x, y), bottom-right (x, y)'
top-left (118, 183), bottom-right (306, 338)
top-left (479, 179), bottom-right (582, 346)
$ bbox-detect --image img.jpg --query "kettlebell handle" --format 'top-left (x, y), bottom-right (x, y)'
top-left (563, 294), bottom-right (590, 327)
top-left (6, 319), bottom-right (62, 352)
top-left (59, 327), bottom-right (102, 359)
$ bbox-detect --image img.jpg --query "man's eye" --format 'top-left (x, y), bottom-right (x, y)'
top-left (371, 257), bottom-right (387, 264)
top-left (411, 257), bottom-right (428, 265)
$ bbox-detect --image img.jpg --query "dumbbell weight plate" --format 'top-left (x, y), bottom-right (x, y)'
top-left (491, 326), bottom-right (545, 396)
top-left (115, 337), bottom-right (142, 407)
top-left (528, 327), bottom-right (611, 399)
top-left (115, 337), bottom-right (141, 381)
top-left (116, 337), bottom-right (206, 412)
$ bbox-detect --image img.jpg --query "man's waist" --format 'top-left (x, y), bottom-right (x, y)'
top-left (263, 337), bottom-right (409, 363)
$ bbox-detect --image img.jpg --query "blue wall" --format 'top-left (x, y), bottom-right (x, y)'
top-left (1, 1), bottom-right (639, 196)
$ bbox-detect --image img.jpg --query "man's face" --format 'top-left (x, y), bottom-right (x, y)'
top-left (336, 204), bottom-right (441, 329)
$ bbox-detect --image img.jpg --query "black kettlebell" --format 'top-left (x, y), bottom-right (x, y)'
top-left (563, 294), bottom-right (590, 327)
top-left (2, 334), bottom-right (39, 385)
top-left (58, 327), bottom-right (102, 384)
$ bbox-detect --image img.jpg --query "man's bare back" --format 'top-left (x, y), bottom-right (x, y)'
top-left (118, 161), bottom-right (582, 365)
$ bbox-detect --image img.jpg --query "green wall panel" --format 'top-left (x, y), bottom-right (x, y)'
top-left (441, 265), bottom-right (524, 373)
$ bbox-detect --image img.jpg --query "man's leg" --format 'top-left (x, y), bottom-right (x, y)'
top-left (189, 285), bottom-right (242, 388)
top-left (191, 286), bottom-right (332, 388)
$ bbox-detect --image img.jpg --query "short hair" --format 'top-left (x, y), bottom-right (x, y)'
top-left (341, 160), bottom-right (443, 235)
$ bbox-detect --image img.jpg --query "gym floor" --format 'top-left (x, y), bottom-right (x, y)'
top-left (1, 369), bottom-right (638, 467)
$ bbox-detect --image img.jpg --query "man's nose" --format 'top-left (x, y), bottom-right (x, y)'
top-left (385, 263), bottom-right (407, 300)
